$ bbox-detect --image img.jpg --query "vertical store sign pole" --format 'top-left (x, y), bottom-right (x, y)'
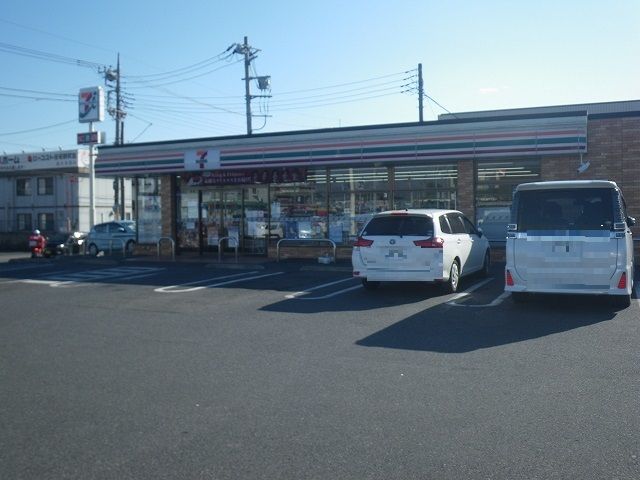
top-left (89, 121), bottom-right (96, 228)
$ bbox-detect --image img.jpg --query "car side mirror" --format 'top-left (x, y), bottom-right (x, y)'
top-left (118, 227), bottom-right (126, 232)
top-left (627, 216), bottom-right (636, 227)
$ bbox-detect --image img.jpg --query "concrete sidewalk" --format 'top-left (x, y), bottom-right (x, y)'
top-left (0, 250), bottom-right (353, 272)
top-left (0, 251), bottom-right (32, 263)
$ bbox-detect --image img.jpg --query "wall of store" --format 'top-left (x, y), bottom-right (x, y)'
top-left (540, 115), bottom-right (640, 238)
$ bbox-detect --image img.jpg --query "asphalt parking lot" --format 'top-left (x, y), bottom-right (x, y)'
top-left (1, 255), bottom-right (639, 479)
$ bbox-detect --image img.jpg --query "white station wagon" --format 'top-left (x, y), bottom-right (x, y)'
top-left (352, 209), bottom-right (491, 293)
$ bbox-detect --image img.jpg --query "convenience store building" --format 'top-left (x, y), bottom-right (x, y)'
top-left (95, 100), bottom-right (640, 258)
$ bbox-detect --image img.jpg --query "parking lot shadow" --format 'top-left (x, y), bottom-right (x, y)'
top-left (356, 294), bottom-right (620, 353)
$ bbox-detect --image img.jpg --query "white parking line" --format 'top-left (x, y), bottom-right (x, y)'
top-left (446, 278), bottom-right (508, 308)
top-left (154, 271), bottom-right (258, 292)
top-left (285, 277), bottom-right (356, 299)
top-left (16, 267), bottom-right (166, 288)
top-left (155, 271), bottom-right (284, 293)
top-left (291, 284), bottom-right (363, 300)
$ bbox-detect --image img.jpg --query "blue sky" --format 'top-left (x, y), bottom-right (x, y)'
top-left (1, 0), bottom-right (639, 153)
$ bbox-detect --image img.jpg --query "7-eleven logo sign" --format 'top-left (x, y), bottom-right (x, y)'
top-left (196, 150), bottom-right (208, 169)
top-left (184, 149), bottom-right (220, 171)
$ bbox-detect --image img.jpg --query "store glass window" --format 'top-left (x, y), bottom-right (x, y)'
top-left (475, 159), bottom-right (540, 241)
top-left (17, 213), bottom-right (32, 231)
top-left (394, 164), bottom-right (457, 209)
top-left (270, 168), bottom-right (327, 241)
top-left (37, 177), bottom-right (54, 195)
top-left (17, 179), bottom-right (31, 196)
top-left (329, 167), bottom-right (390, 244)
top-left (177, 185), bottom-right (200, 250)
top-left (136, 177), bottom-right (162, 243)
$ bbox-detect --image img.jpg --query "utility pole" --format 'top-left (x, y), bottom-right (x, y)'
top-left (104, 54), bottom-right (126, 219)
top-left (418, 63), bottom-right (424, 123)
top-left (233, 37), bottom-right (271, 135)
top-left (242, 37), bottom-right (253, 135)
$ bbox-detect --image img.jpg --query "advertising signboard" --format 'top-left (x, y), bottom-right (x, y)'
top-left (0, 150), bottom-right (88, 172)
top-left (78, 87), bottom-right (105, 123)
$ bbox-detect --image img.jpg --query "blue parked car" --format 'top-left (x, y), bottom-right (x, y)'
top-left (86, 221), bottom-right (136, 256)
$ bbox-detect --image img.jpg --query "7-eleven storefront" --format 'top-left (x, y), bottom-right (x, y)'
top-left (95, 112), bottom-right (589, 258)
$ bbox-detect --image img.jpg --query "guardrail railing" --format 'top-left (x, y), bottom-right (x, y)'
top-left (157, 237), bottom-right (175, 261)
top-left (217, 236), bottom-right (239, 263)
top-left (276, 238), bottom-right (336, 262)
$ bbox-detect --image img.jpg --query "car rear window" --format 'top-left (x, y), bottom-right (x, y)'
top-left (515, 188), bottom-right (614, 230)
top-left (362, 215), bottom-right (433, 236)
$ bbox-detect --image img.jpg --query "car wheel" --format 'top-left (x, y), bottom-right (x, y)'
top-left (480, 251), bottom-right (490, 277)
top-left (511, 292), bottom-right (529, 303)
top-left (125, 240), bottom-right (135, 255)
top-left (362, 279), bottom-right (380, 291)
top-left (445, 260), bottom-right (460, 294)
top-left (88, 243), bottom-right (99, 256)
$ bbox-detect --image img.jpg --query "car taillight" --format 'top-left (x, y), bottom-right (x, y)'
top-left (413, 237), bottom-right (444, 248)
top-left (617, 272), bottom-right (627, 289)
top-left (505, 270), bottom-right (514, 286)
top-left (354, 237), bottom-right (374, 247)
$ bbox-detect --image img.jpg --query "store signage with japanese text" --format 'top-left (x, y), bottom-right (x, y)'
top-left (0, 150), bottom-right (88, 172)
top-left (77, 131), bottom-right (106, 145)
top-left (184, 167), bottom-right (307, 186)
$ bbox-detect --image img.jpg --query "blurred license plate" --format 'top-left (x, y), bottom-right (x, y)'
top-left (386, 248), bottom-right (407, 259)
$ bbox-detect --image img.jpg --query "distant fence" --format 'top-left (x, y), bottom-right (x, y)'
top-left (0, 232), bottom-right (31, 251)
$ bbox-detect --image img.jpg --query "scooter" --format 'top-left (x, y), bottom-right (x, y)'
top-left (28, 233), bottom-right (46, 258)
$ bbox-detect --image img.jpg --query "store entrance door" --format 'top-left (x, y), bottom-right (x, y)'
top-left (199, 186), bottom-right (269, 255)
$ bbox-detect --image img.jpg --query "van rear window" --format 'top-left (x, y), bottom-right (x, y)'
top-left (363, 215), bottom-right (434, 236)
top-left (516, 188), bottom-right (614, 231)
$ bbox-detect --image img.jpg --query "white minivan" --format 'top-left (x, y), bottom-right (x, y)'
top-left (352, 209), bottom-right (491, 293)
top-left (505, 180), bottom-right (635, 307)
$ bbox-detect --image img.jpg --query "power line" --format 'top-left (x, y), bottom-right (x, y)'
top-left (0, 17), bottom-right (114, 54)
top-left (0, 42), bottom-right (103, 70)
top-left (123, 50), bottom-right (234, 81)
top-left (275, 69), bottom-right (416, 96)
top-left (0, 119), bottom-right (77, 137)
top-left (269, 91), bottom-right (406, 112)
top-left (0, 92), bottom-right (74, 102)
top-left (122, 58), bottom-right (243, 89)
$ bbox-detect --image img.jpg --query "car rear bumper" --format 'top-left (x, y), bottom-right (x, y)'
top-left (504, 265), bottom-right (634, 296)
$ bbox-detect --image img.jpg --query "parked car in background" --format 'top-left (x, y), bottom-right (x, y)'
top-left (43, 233), bottom-right (70, 257)
top-left (505, 180), bottom-right (635, 307)
top-left (86, 221), bottom-right (136, 256)
top-left (67, 231), bottom-right (87, 254)
top-left (42, 231), bottom-right (87, 258)
top-left (352, 209), bottom-right (491, 293)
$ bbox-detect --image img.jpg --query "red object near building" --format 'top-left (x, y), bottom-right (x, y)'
top-left (28, 231), bottom-right (46, 258)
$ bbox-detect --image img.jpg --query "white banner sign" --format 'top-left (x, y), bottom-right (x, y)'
top-left (184, 149), bottom-right (221, 171)
top-left (0, 150), bottom-right (88, 172)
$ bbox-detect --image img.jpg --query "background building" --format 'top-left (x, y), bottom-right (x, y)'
top-left (0, 149), bottom-right (132, 246)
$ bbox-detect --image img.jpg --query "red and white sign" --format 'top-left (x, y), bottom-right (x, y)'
top-left (78, 87), bottom-right (104, 123)
top-left (184, 149), bottom-right (221, 171)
